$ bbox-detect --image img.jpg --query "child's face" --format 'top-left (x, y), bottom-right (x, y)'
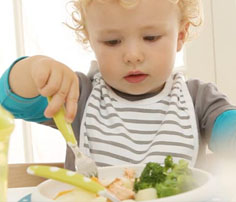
top-left (86, 0), bottom-right (186, 95)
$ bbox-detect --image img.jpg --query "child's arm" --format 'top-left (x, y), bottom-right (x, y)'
top-left (209, 110), bottom-right (236, 157)
top-left (7, 56), bottom-right (79, 123)
top-left (186, 79), bottom-right (236, 164)
top-left (0, 57), bottom-right (49, 122)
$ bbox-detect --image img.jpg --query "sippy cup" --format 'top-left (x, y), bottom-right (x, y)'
top-left (0, 105), bottom-right (14, 202)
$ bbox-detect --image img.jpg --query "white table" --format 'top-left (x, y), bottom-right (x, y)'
top-left (6, 187), bottom-right (227, 202)
top-left (7, 187), bottom-right (34, 202)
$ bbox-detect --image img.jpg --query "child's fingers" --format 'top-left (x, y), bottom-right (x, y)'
top-left (65, 78), bottom-right (79, 123)
top-left (44, 74), bottom-right (78, 121)
top-left (32, 64), bottom-right (51, 90)
top-left (44, 77), bottom-right (73, 118)
top-left (44, 93), bottom-right (66, 118)
top-left (56, 76), bottom-right (73, 101)
top-left (39, 69), bottom-right (63, 96)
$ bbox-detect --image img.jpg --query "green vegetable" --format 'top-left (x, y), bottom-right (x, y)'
top-left (134, 162), bottom-right (165, 192)
top-left (164, 155), bottom-right (174, 171)
top-left (134, 156), bottom-right (197, 198)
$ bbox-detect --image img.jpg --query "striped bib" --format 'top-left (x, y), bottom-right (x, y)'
top-left (80, 72), bottom-right (199, 167)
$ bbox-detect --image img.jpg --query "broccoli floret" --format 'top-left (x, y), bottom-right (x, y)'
top-left (134, 156), bottom-right (197, 198)
top-left (156, 159), bottom-right (197, 198)
top-left (134, 178), bottom-right (153, 191)
top-left (164, 155), bottom-right (174, 171)
top-left (134, 162), bottom-right (166, 192)
top-left (156, 179), bottom-right (181, 198)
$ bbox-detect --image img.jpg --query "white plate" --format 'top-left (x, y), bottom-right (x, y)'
top-left (31, 164), bottom-right (216, 202)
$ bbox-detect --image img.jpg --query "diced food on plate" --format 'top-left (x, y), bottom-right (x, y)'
top-left (54, 156), bottom-right (197, 201)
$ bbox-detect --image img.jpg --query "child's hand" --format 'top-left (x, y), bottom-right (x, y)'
top-left (30, 56), bottom-right (79, 123)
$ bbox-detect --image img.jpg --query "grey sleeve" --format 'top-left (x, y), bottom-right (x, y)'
top-left (41, 72), bottom-right (93, 170)
top-left (186, 79), bottom-right (236, 144)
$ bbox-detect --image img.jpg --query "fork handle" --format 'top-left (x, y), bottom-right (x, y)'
top-left (47, 97), bottom-right (77, 145)
top-left (27, 165), bottom-right (105, 193)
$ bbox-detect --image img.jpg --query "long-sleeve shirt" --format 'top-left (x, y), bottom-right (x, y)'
top-left (1, 57), bottom-right (236, 170)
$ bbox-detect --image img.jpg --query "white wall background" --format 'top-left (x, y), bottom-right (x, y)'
top-left (185, 0), bottom-right (236, 105)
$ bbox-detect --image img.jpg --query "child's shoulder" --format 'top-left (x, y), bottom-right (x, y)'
top-left (186, 78), bottom-right (218, 94)
top-left (186, 78), bottom-right (229, 104)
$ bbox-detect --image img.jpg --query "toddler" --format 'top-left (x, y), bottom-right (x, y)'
top-left (1, 0), bottom-right (236, 171)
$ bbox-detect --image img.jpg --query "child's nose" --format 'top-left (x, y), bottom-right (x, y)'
top-left (123, 45), bottom-right (144, 65)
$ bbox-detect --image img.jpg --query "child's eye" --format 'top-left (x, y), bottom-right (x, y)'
top-left (104, 40), bottom-right (121, 46)
top-left (143, 36), bottom-right (161, 42)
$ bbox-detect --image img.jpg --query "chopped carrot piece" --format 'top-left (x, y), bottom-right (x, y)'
top-left (53, 189), bottom-right (74, 200)
top-left (91, 176), bottom-right (99, 182)
top-left (91, 176), bottom-right (104, 186)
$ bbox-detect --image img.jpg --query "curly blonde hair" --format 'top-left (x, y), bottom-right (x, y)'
top-left (68, 0), bottom-right (203, 45)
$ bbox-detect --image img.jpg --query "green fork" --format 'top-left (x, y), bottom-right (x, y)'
top-left (47, 97), bottom-right (98, 177)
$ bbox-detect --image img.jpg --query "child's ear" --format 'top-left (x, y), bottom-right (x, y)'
top-left (177, 22), bottom-right (190, 52)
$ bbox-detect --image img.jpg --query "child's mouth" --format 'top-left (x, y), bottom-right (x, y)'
top-left (124, 71), bottom-right (148, 83)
